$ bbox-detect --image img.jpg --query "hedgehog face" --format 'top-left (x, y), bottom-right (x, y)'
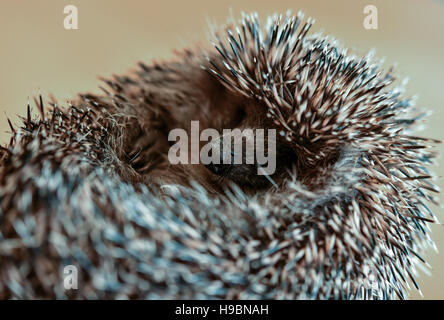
top-left (160, 74), bottom-right (340, 195)
top-left (1, 11), bottom-right (434, 299)
top-left (157, 79), bottom-right (335, 194)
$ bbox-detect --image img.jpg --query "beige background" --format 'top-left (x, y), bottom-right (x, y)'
top-left (0, 0), bottom-right (443, 299)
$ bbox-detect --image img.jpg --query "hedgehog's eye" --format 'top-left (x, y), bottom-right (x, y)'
top-left (230, 107), bottom-right (246, 128)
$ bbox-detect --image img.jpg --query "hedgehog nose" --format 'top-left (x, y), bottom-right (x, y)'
top-left (205, 162), bottom-right (232, 176)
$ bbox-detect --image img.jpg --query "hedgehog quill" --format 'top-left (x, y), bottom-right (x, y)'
top-left (0, 11), bottom-right (440, 299)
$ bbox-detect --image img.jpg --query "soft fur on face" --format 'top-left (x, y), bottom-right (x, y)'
top-left (89, 52), bottom-right (336, 196)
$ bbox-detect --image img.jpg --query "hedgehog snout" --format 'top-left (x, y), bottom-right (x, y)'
top-left (205, 159), bottom-right (233, 177)
top-left (201, 126), bottom-right (297, 189)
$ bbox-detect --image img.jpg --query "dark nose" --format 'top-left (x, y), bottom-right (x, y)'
top-left (204, 142), bottom-right (236, 176)
top-left (205, 162), bottom-right (232, 176)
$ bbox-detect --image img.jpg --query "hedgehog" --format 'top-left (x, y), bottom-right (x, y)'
top-left (0, 11), bottom-right (439, 300)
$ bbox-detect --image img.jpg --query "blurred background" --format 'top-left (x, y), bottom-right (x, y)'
top-left (0, 0), bottom-right (442, 299)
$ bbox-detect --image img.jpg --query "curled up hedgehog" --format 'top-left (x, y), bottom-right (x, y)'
top-left (0, 12), bottom-right (440, 299)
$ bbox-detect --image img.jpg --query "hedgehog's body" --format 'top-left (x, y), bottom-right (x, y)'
top-left (0, 12), bottom-right (439, 299)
